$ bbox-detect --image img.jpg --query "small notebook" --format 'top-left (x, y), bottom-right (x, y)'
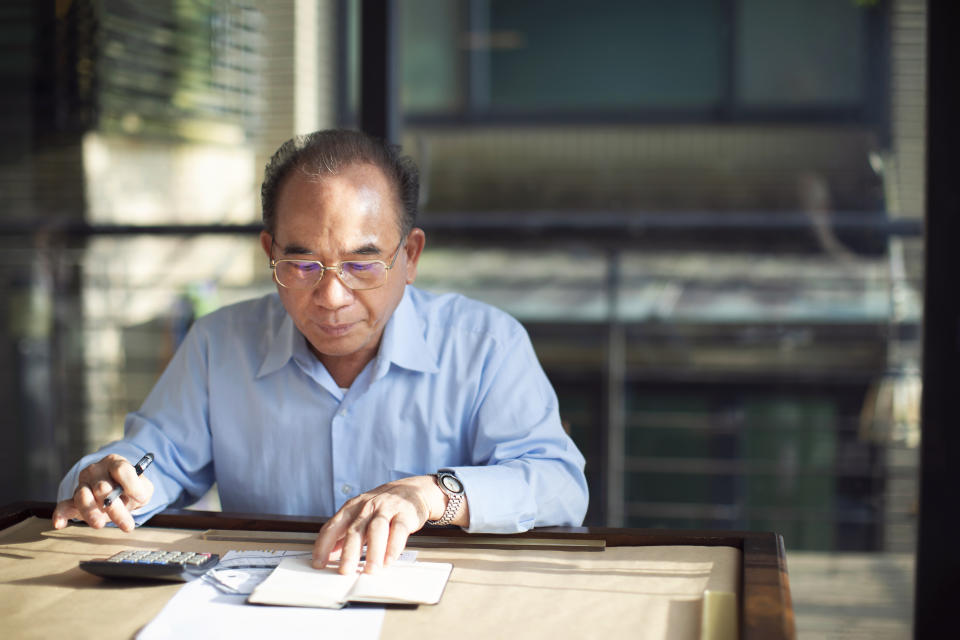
top-left (247, 555), bottom-right (453, 609)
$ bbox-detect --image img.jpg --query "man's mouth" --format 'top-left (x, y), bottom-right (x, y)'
top-left (315, 321), bottom-right (357, 337)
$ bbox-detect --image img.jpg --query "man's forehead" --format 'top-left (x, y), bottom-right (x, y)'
top-left (274, 162), bottom-right (403, 234)
top-left (273, 218), bottom-right (391, 253)
top-left (296, 161), bottom-right (399, 206)
top-left (275, 233), bottom-right (383, 256)
top-left (352, 182), bottom-right (383, 215)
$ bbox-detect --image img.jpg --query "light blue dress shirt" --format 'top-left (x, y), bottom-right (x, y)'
top-left (58, 286), bottom-right (588, 533)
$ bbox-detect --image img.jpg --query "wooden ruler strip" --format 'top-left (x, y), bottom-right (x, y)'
top-left (407, 536), bottom-right (605, 552)
top-left (199, 529), bottom-right (605, 552)
top-left (200, 530), bottom-right (315, 544)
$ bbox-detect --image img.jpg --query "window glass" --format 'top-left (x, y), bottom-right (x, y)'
top-left (400, 0), bottom-right (462, 113)
top-left (398, 0), bottom-right (878, 120)
top-left (487, 0), bottom-right (724, 111)
top-left (736, 0), bottom-right (865, 107)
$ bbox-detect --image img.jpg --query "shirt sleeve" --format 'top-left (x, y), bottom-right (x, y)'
top-left (56, 322), bottom-right (216, 525)
top-left (451, 323), bottom-right (589, 533)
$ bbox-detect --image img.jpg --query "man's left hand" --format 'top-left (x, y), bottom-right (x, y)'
top-left (312, 475), bottom-right (466, 575)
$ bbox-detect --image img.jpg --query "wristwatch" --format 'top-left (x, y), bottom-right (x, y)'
top-left (427, 469), bottom-right (465, 526)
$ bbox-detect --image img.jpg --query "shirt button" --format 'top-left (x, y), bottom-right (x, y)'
top-left (338, 409), bottom-right (347, 417)
top-left (341, 484), bottom-right (352, 495)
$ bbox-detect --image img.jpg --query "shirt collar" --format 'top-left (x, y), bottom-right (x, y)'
top-left (375, 287), bottom-right (440, 378)
top-left (256, 308), bottom-right (300, 379)
top-left (256, 287), bottom-right (439, 380)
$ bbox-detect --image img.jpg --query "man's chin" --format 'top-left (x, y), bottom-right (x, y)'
top-left (307, 337), bottom-right (358, 359)
top-left (298, 321), bottom-right (382, 363)
top-left (304, 331), bottom-right (372, 360)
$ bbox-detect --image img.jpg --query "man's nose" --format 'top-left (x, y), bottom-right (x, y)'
top-left (311, 270), bottom-right (354, 309)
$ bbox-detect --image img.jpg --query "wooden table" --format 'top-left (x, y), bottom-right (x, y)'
top-left (0, 502), bottom-right (794, 639)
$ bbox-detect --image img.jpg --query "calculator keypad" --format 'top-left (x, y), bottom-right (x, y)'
top-left (106, 550), bottom-right (213, 565)
top-left (80, 550), bottom-right (219, 581)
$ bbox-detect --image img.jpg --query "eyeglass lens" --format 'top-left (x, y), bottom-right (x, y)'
top-left (275, 260), bottom-right (387, 290)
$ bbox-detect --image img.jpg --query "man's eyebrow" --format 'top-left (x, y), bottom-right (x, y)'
top-left (348, 243), bottom-right (382, 256)
top-left (278, 242), bottom-right (384, 257)
top-left (279, 243), bottom-right (314, 255)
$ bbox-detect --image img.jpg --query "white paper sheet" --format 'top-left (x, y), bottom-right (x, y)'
top-left (137, 576), bottom-right (385, 640)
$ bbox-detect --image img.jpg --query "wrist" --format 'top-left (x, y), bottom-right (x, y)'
top-left (421, 475), bottom-right (447, 521)
top-left (427, 469), bottom-right (465, 527)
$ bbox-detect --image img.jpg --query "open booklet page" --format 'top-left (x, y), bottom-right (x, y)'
top-left (247, 555), bottom-right (453, 609)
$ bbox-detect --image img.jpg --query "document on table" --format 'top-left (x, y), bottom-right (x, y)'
top-left (203, 548), bottom-right (419, 595)
top-left (137, 549), bottom-right (420, 640)
top-left (137, 572), bottom-right (385, 640)
top-left (203, 549), bottom-right (307, 595)
top-left (247, 555), bottom-right (454, 609)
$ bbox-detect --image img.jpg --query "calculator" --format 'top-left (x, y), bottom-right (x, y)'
top-left (79, 549), bottom-right (220, 582)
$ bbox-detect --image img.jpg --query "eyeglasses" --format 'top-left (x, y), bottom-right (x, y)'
top-left (270, 240), bottom-right (404, 291)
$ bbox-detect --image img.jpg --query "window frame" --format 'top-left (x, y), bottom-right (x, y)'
top-left (339, 0), bottom-right (889, 138)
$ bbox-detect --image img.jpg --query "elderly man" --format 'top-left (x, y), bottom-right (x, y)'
top-left (53, 129), bottom-right (588, 575)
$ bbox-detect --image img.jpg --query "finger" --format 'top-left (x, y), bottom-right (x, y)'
top-left (77, 453), bottom-right (123, 487)
top-left (77, 457), bottom-right (121, 508)
top-left (90, 479), bottom-right (118, 508)
top-left (119, 475), bottom-right (154, 511)
top-left (337, 522), bottom-right (367, 576)
top-left (103, 493), bottom-right (135, 532)
top-left (52, 499), bottom-right (80, 529)
top-left (74, 484), bottom-right (109, 529)
top-left (384, 518), bottom-right (411, 566)
top-left (362, 514), bottom-right (391, 574)
top-left (313, 514), bottom-right (349, 569)
top-left (107, 456), bottom-right (151, 503)
top-left (316, 539), bottom-right (345, 565)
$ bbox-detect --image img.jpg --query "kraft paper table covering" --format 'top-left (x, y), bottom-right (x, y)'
top-left (0, 517), bottom-right (740, 640)
top-left (381, 545), bottom-right (739, 640)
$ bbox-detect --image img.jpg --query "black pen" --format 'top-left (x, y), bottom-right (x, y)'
top-left (103, 453), bottom-right (154, 508)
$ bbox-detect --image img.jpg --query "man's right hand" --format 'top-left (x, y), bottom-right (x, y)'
top-left (51, 454), bottom-right (154, 532)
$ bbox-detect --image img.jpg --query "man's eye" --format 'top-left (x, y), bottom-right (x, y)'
top-left (345, 262), bottom-right (376, 272)
top-left (293, 262), bottom-right (320, 273)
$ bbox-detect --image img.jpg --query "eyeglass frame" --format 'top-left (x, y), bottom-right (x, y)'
top-left (269, 238), bottom-right (406, 291)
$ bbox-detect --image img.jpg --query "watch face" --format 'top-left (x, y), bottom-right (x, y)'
top-left (440, 474), bottom-right (463, 494)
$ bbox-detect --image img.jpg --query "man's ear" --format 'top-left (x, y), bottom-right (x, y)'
top-left (404, 228), bottom-right (426, 284)
top-left (260, 230), bottom-right (274, 262)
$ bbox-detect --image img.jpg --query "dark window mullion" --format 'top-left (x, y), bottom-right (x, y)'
top-left (465, 0), bottom-right (490, 116)
top-left (718, 0), bottom-right (737, 121)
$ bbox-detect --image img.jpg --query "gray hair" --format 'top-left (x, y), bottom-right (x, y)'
top-left (261, 129), bottom-right (419, 237)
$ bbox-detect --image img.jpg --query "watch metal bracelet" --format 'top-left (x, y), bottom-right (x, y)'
top-left (427, 470), bottom-right (465, 526)
top-left (427, 492), bottom-right (463, 526)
